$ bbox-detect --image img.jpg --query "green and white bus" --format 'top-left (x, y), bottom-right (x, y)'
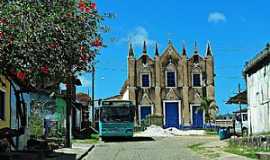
top-left (99, 100), bottom-right (135, 140)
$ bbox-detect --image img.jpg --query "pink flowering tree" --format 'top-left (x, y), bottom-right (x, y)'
top-left (0, 0), bottom-right (104, 90)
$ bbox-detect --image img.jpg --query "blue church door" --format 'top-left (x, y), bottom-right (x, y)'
top-left (192, 106), bottom-right (204, 128)
top-left (164, 102), bottom-right (179, 128)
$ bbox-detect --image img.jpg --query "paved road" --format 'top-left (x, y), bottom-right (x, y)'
top-left (86, 136), bottom-right (216, 160)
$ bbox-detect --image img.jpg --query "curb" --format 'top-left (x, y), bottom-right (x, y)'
top-left (77, 145), bottom-right (95, 160)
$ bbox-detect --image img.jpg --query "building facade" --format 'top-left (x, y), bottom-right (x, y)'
top-left (243, 43), bottom-right (270, 135)
top-left (124, 41), bottom-right (215, 128)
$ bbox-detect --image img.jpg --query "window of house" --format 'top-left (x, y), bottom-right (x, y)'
top-left (167, 71), bottom-right (176, 87)
top-left (193, 73), bottom-right (201, 87)
top-left (142, 74), bottom-right (150, 87)
top-left (0, 90), bottom-right (5, 120)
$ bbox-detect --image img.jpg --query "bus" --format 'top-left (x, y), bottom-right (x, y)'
top-left (99, 100), bottom-right (135, 140)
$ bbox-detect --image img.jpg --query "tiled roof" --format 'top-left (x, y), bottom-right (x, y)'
top-left (226, 90), bottom-right (247, 105)
top-left (243, 43), bottom-right (270, 74)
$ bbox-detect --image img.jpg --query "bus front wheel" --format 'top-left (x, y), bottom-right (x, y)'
top-left (100, 137), bottom-right (108, 141)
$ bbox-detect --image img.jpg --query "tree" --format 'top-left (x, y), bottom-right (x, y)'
top-left (0, 0), bottom-right (104, 90)
top-left (197, 97), bottom-right (218, 124)
top-left (0, 0), bottom-right (107, 148)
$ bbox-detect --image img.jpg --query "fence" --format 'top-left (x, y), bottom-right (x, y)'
top-left (230, 136), bottom-right (270, 151)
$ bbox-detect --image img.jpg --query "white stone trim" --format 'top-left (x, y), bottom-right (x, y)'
top-left (190, 104), bottom-right (205, 126)
top-left (163, 100), bottom-right (181, 126)
top-left (138, 105), bottom-right (154, 124)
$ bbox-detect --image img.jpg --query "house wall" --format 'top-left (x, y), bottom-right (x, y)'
top-left (55, 97), bottom-right (66, 135)
top-left (10, 84), bottom-right (31, 150)
top-left (0, 76), bottom-right (11, 129)
top-left (247, 62), bottom-right (270, 134)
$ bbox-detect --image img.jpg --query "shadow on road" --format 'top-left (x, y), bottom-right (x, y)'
top-left (102, 136), bottom-right (154, 142)
top-left (0, 151), bottom-right (77, 160)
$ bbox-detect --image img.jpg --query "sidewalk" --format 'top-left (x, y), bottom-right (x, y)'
top-left (0, 143), bottom-right (95, 160)
top-left (48, 143), bottom-right (95, 160)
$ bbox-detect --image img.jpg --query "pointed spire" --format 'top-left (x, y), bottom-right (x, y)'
top-left (168, 39), bottom-right (173, 46)
top-left (155, 43), bottom-right (159, 56)
top-left (194, 41), bottom-right (198, 54)
top-left (182, 41), bottom-right (187, 56)
top-left (128, 43), bottom-right (134, 57)
top-left (206, 41), bottom-right (212, 56)
top-left (266, 43), bottom-right (270, 49)
top-left (143, 40), bottom-right (147, 54)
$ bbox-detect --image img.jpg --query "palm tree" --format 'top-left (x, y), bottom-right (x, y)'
top-left (197, 97), bottom-right (218, 125)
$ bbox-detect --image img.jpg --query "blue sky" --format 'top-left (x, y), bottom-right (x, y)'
top-left (77, 0), bottom-right (270, 114)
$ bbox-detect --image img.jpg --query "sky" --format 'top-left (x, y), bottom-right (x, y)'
top-left (76, 0), bottom-right (270, 114)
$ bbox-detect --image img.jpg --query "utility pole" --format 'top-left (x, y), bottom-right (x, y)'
top-left (65, 82), bottom-right (72, 148)
top-left (238, 83), bottom-right (243, 137)
top-left (91, 64), bottom-right (95, 127)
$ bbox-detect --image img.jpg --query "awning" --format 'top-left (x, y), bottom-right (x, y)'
top-left (226, 90), bottom-right (247, 104)
top-left (233, 108), bottom-right (248, 113)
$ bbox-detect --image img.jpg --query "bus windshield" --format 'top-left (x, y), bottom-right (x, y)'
top-left (100, 107), bottom-right (134, 123)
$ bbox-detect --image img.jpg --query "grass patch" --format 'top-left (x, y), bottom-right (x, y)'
top-left (224, 142), bottom-right (269, 159)
top-left (188, 143), bottom-right (220, 159)
top-left (206, 130), bottom-right (218, 136)
top-left (188, 143), bottom-right (204, 151)
top-left (72, 134), bottom-right (99, 144)
top-left (204, 128), bottom-right (218, 136)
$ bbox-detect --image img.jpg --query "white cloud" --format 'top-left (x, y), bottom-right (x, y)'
top-left (208, 12), bottom-right (226, 23)
top-left (123, 26), bottom-right (156, 47)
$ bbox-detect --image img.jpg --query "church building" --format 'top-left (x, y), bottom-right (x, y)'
top-left (119, 41), bottom-right (215, 128)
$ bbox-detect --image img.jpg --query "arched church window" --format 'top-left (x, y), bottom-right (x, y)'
top-left (166, 63), bottom-right (177, 87)
top-left (141, 73), bottom-right (150, 87)
top-left (192, 67), bottom-right (202, 87)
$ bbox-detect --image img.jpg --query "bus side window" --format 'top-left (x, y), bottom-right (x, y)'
top-left (132, 107), bottom-right (136, 118)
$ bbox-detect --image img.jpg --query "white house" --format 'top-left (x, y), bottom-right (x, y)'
top-left (243, 43), bottom-right (270, 135)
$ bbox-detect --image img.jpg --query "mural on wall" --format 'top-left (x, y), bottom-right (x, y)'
top-left (29, 93), bottom-right (66, 138)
